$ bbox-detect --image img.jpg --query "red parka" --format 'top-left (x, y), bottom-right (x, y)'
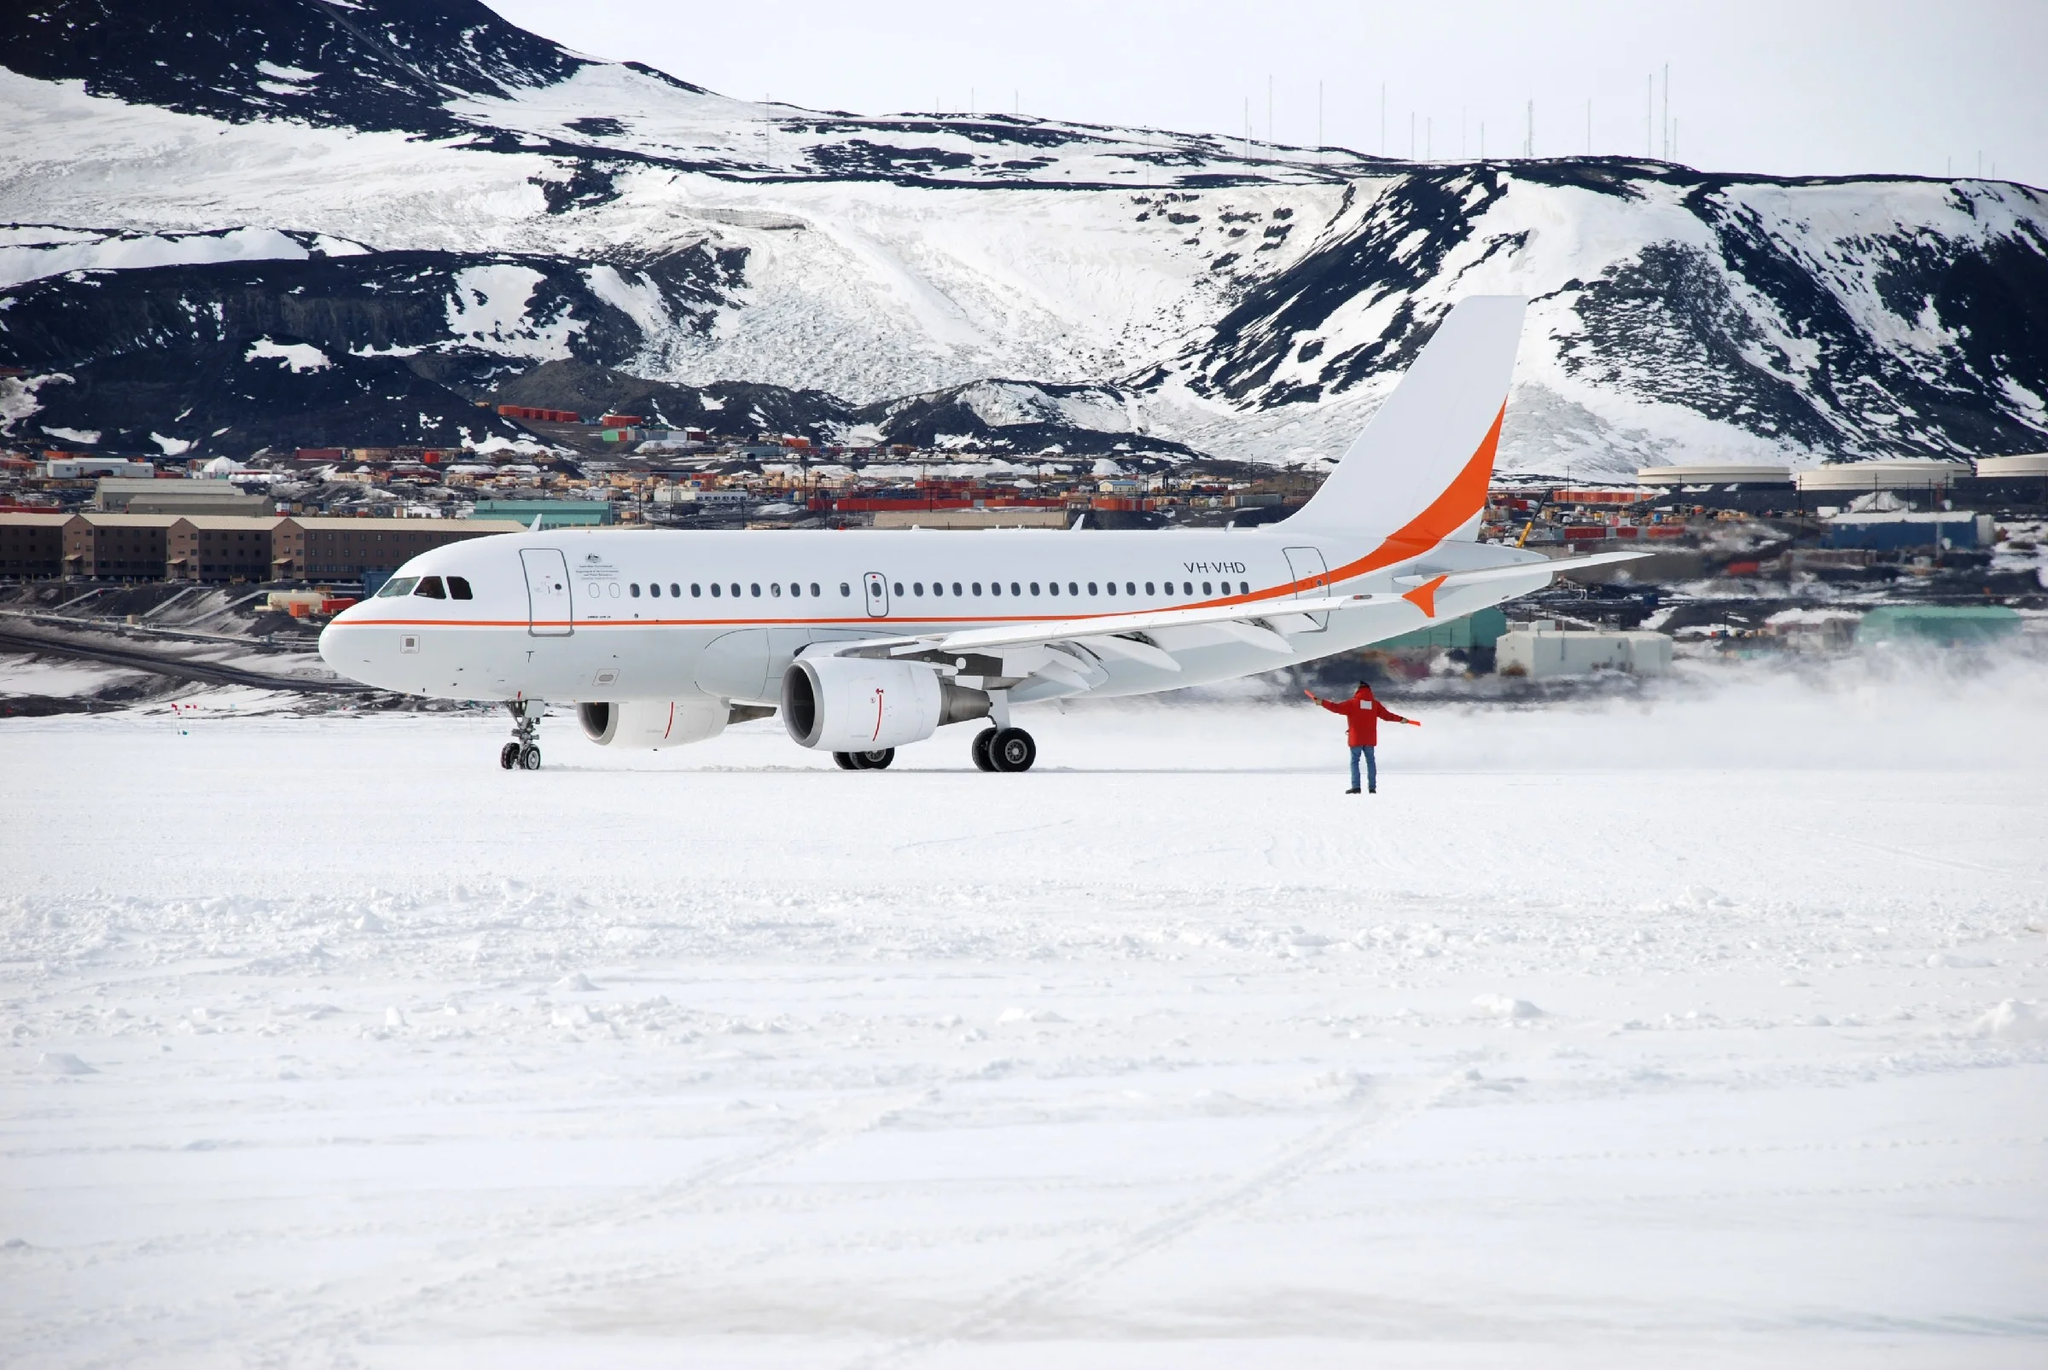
top-left (1316, 689), bottom-right (1411, 747)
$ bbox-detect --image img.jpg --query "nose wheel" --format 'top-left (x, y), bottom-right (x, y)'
top-left (503, 700), bottom-right (543, 771)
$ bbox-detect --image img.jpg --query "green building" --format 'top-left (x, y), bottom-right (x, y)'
top-left (469, 499), bottom-right (616, 529)
top-left (1373, 606), bottom-right (1509, 652)
top-left (1857, 605), bottom-right (2021, 647)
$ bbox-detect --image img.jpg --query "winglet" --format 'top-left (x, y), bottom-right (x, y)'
top-left (1401, 574), bottom-right (1447, 618)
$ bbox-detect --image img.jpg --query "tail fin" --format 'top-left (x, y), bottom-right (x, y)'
top-left (1285, 295), bottom-right (1525, 548)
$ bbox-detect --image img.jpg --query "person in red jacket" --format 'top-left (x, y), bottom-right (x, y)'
top-left (1306, 681), bottom-right (1418, 794)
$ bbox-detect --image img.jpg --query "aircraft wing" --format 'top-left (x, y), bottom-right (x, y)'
top-left (807, 551), bottom-right (1650, 694)
top-left (901, 592), bottom-right (1396, 657)
top-left (1391, 549), bottom-right (1649, 590)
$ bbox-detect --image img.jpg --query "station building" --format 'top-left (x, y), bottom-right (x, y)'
top-left (0, 511), bottom-right (70, 578)
top-left (271, 517), bottom-right (528, 580)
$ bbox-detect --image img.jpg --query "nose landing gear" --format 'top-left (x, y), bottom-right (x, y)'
top-left (502, 700), bottom-right (543, 771)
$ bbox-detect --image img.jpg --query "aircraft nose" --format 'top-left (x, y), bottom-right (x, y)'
top-left (317, 613), bottom-right (380, 688)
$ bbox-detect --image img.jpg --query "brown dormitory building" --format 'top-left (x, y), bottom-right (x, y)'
top-left (0, 512), bottom-right (68, 578)
top-left (0, 513), bottom-right (526, 582)
top-left (270, 517), bottom-right (527, 579)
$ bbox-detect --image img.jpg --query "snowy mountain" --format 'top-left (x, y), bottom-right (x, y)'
top-left (3, 0), bottom-right (2046, 471)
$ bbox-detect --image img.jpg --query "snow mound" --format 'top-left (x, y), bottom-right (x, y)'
top-left (1473, 994), bottom-right (1543, 1019)
top-left (38, 1052), bottom-right (96, 1075)
top-left (1971, 1000), bottom-right (2047, 1041)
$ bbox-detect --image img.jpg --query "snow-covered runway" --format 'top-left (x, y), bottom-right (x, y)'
top-left (4, 663), bottom-right (2046, 1367)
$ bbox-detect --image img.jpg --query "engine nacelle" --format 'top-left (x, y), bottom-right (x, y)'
top-left (781, 655), bottom-right (986, 752)
top-left (577, 698), bottom-right (728, 749)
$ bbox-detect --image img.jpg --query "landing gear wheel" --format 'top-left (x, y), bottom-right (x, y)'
top-left (970, 727), bottom-right (998, 772)
top-left (989, 727), bottom-right (1036, 773)
top-left (832, 751), bottom-right (859, 770)
top-left (503, 699), bottom-right (542, 770)
top-left (853, 748), bottom-right (894, 771)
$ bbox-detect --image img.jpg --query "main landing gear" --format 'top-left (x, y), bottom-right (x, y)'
top-left (500, 699), bottom-right (543, 771)
top-left (971, 726), bottom-right (1036, 773)
top-left (833, 749), bottom-right (895, 770)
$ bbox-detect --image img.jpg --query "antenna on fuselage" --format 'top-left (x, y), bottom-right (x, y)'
top-left (530, 514), bottom-right (544, 532)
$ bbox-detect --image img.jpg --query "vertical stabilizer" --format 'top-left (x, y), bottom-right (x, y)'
top-left (1285, 296), bottom-right (1525, 548)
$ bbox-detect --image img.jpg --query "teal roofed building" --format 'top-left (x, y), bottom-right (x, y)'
top-left (1857, 605), bottom-right (2021, 647)
top-left (1373, 607), bottom-right (1509, 652)
top-left (469, 499), bottom-right (615, 528)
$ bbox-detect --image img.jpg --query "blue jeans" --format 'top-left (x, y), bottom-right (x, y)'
top-left (1349, 746), bottom-right (1377, 791)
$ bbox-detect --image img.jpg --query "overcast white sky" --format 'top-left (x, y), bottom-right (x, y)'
top-left (489, 0), bottom-right (2047, 188)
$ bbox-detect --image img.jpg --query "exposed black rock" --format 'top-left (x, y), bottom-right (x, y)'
top-left (12, 336), bottom-right (530, 454)
top-left (852, 382), bottom-right (1196, 457)
top-left (1, 0), bottom-right (599, 135)
top-left (493, 360), bottom-right (854, 443)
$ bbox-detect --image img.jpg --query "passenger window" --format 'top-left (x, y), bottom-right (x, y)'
top-left (731, 583), bottom-right (741, 597)
top-left (1030, 582), bottom-right (1040, 595)
top-left (630, 583), bottom-right (641, 597)
top-left (1010, 582), bottom-right (1020, 596)
top-left (448, 576), bottom-right (473, 600)
top-left (1105, 581), bottom-right (1116, 596)
top-left (587, 583), bottom-right (600, 598)
top-left (711, 583), bottom-right (722, 597)
top-left (671, 583), bottom-right (681, 597)
top-left (990, 581), bottom-right (1002, 596)
top-left (972, 582), bottom-right (982, 595)
top-left (414, 576), bottom-right (446, 598)
top-left (1070, 582), bottom-right (1080, 595)
top-left (692, 583), bottom-right (703, 597)
top-left (1048, 581), bottom-right (1060, 596)
top-left (952, 582), bottom-right (962, 596)
top-left (1183, 581), bottom-right (1193, 595)
top-left (751, 583), bottom-right (762, 597)
top-left (1240, 580), bottom-right (1250, 594)
top-left (841, 582), bottom-right (851, 596)
top-left (789, 582), bottom-right (801, 597)
top-left (913, 582), bottom-right (924, 596)
top-left (1126, 581), bottom-right (1136, 595)
top-left (1145, 581), bottom-right (1155, 595)
top-left (1202, 581), bottom-right (1213, 595)
top-left (810, 582), bottom-right (821, 597)
top-left (893, 582), bottom-right (904, 596)
top-left (770, 583), bottom-right (781, 597)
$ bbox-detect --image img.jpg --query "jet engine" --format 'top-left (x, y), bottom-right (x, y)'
top-left (781, 656), bottom-right (987, 752)
top-left (577, 698), bottom-right (729, 749)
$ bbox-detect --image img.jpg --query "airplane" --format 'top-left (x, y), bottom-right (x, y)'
top-left (318, 295), bottom-right (1642, 771)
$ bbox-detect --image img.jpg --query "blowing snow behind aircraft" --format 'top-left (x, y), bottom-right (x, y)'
top-left (318, 295), bottom-right (1641, 770)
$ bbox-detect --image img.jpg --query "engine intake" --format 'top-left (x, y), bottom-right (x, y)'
top-left (781, 656), bottom-right (986, 752)
top-left (577, 698), bottom-right (730, 749)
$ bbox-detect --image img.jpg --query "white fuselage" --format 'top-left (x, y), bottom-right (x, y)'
top-left (317, 524), bottom-right (1546, 706)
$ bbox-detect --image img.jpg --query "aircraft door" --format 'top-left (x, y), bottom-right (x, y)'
top-left (521, 548), bottom-right (574, 636)
top-left (863, 571), bottom-right (890, 618)
top-left (1283, 546), bottom-right (1330, 632)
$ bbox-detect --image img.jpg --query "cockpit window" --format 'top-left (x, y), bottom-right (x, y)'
top-left (377, 577), bottom-right (419, 598)
top-left (448, 576), bottom-right (473, 600)
top-left (413, 576), bottom-right (446, 599)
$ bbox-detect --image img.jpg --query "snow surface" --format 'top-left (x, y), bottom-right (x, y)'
top-left (3, 657), bottom-right (2044, 1366)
